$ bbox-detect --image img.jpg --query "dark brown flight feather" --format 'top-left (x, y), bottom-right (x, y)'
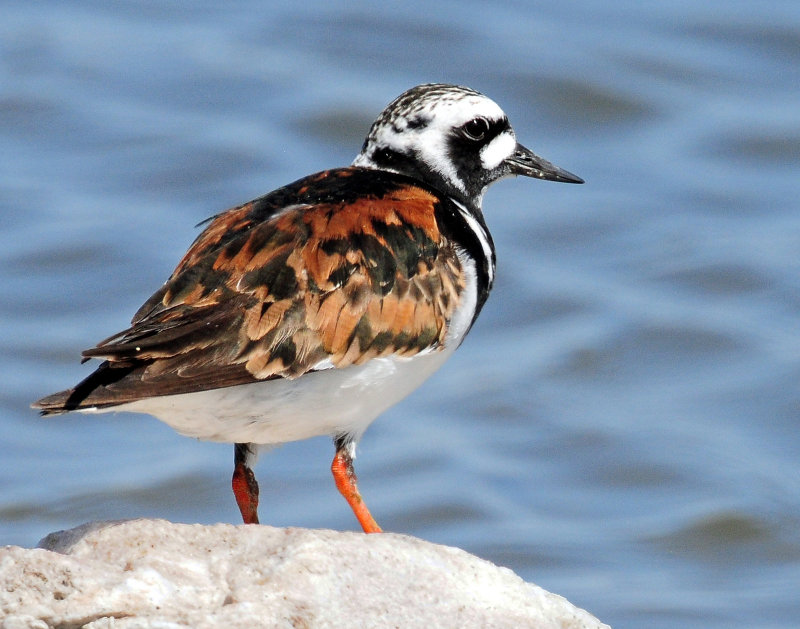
top-left (34, 168), bottom-right (466, 414)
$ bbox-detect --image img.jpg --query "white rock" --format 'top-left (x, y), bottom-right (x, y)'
top-left (0, 520), bottom-right (609, 629)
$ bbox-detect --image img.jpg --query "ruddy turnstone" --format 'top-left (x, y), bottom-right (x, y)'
top-left (34, 83), bottom-right (582, 532)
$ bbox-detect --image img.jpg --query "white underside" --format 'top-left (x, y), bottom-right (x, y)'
top-left (84, 255), bottom-right (479, 447)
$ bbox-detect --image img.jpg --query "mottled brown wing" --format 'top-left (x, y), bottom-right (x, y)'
top-left (69, 177), bottom-right (465, 405)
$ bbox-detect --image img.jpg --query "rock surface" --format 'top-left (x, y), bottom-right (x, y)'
top-left (0, 519), bottom-right (609, 628)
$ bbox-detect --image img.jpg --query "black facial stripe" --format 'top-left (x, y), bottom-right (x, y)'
top-left (459, 116), bottom-right (510, 146)
top-left (446, 116), bottom-right (512, 198)
top-left (434, 199), bottom-right (495, 324)
top-left (369, 147), bottom-right (456, 200)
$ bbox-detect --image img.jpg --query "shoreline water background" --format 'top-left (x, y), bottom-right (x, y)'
top-left (2, 3), bottom-right (799, 628)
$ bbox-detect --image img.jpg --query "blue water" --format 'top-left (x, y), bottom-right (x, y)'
top-left (2, 2), bottom-right (799, 627)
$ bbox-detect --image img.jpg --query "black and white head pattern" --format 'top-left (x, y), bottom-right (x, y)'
top-left (353, 84), bottom-right (519, 208)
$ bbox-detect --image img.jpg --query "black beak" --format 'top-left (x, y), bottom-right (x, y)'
top-left (505, 143), bottom-right (584, 184)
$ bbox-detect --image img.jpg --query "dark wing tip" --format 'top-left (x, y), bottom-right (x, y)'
top-left (32, 391), bottom-right (71, 416)
top-left (31, 362), bottom-right (140, 415)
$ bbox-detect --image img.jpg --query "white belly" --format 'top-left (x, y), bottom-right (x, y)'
top-left (91, 254), bottom-right (480, 446)
top-left (113, 348), bottom-right (453, 444)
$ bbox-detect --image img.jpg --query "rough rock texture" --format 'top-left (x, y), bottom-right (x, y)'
top-left (0, 519), bottom-right (609, 628)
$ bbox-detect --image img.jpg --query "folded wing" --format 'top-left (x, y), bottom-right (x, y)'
top-left (34, 170), bottom-right (465, 414)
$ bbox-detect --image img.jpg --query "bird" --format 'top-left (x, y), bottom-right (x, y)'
top-left (33, 83), bottom-right (583, 533)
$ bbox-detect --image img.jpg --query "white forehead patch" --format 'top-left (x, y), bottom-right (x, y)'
top-left (480, 131), bottom-right (516, 170)
top-left (426, 94), bottom-right (506, 130)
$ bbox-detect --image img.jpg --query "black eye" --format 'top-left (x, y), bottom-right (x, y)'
top-left (461, 117), bottom-right (490, 142)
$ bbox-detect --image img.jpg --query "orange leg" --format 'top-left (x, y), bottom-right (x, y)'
top-left (232, 443), bottom-right (259, 524)
top-left (331, 443), bottom-right (382, 533)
